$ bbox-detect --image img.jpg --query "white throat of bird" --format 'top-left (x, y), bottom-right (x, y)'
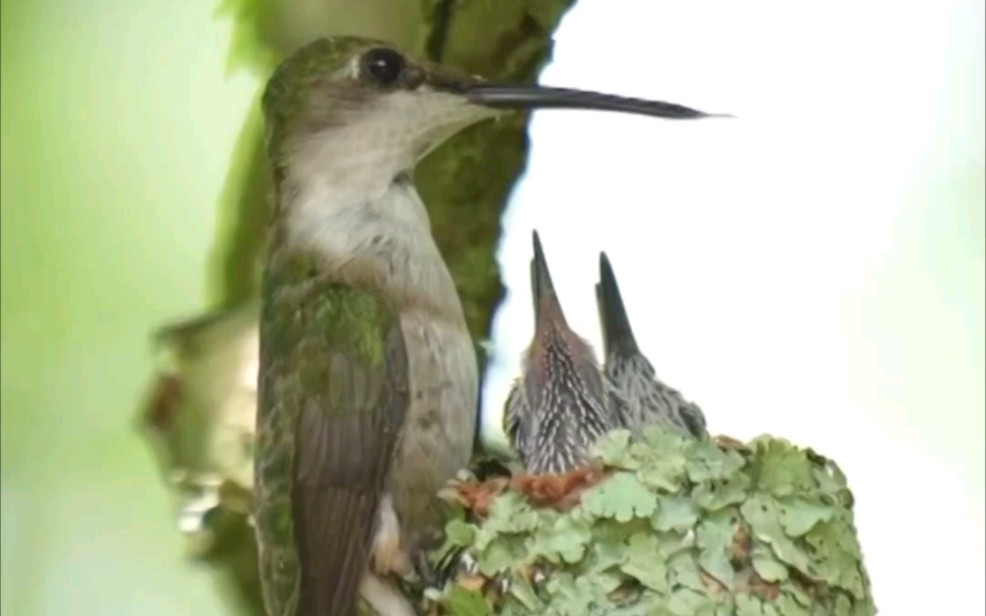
top-left (276, 115), bottom-right (476, 319)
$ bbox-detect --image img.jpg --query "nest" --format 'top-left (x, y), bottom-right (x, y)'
top-left (423, 426), bottom-right (876, 616)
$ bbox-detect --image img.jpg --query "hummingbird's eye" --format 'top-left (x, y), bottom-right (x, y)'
top-left (362, 48), bottom-right (405, 86)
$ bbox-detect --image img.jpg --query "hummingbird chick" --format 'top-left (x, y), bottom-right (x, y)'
top-left (254, 36), bottom-right (721, 616)
top-left (503, 232), bottom-right (627, 475)
top-left (596, 253), bottom-right (708, 438)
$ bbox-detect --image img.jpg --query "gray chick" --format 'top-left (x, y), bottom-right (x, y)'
top-left (596, 252), bottom-right (708, 438)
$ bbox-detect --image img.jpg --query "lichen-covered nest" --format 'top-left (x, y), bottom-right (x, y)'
top-left (424, 427), bottom-right (876, 616)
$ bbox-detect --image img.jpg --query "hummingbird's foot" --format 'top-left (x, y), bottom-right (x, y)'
top-left (432, 557), bottom-right (510, 613)
top-left (396, 548), bottom-right (456, 616)
top-left (416, 548), bottom-right (446, 590)
top-left (510, 461), bottom-right (609, 510)
top-left (428, 544), bottom-right (478, 591)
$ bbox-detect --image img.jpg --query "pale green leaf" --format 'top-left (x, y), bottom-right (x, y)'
top-left (446, 518), bottom-right (477, 546)
top-left (443, 585), bottom-right (493, 616)
top-left (696, 510), bottom-right (736, 589)
top-left (668, 588), bottom-right (716, 616)
top-left (803, 518), bottom-right (867, 597)
top-left (619, 533), bottom-right (669, 592)
top-left (669, 552), bottom-right (706, 591)
top-left (735, 593), bottom-right (765, 616)
top-left (754, 439), bottom-right (813, 496)
top-left (652, 496), bottom-right (700, 532)
top-left (637, 455), bottom-right (687, 492)
top-left (693, 473), bottom-right (751, 511)
top-left (583, 472), bottom-right (658, 522)
top-left (686, 439), bottom-right (746, 483)
top-left (775, 593), bottom-right (811, 616)
top-left (487, 492), bottom-right (539, 534)
top-left (477, 538), bottom-right (522, 576)
top-left (751, 545), bottom-right (788, 582)
top-left (643, 424), bottom-right (690, 452)
top-left (776, 497), bottom-right (835, 537)
top-left (591, 429), bottom-right (634, 467)
top-left (507, 576), bottom-right (543, 611)
top-left (529, 512), bottom-right (592, 564)
top-left (740, 495), bottom-right (812, 574)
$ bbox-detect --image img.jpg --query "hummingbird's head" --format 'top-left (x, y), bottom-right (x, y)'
top-left (262, 37), bottom-right (495, 182)
top-left (263, 36), bottom-right (725, 193)
top-left (595, 252), bottom-right (641, 359)
top-left (523, 231), bottom-right (604, 410)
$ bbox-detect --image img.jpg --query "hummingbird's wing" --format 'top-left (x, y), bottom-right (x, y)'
top-left (255, 281), bottom-right (409, 616)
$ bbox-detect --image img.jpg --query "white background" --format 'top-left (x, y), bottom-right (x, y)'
top-left (481, 1), bottom-right (985, 614)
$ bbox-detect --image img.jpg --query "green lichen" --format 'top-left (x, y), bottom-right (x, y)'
top-left (430, 428), bottom-right (876, 615)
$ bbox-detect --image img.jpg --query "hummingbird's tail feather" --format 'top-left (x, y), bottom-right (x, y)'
top-left (596, 253), bottom-right (640, 358)
top-left (292, 400), bottom-right (398, 616)
top-left (293, 485), bottom-right (379, 616)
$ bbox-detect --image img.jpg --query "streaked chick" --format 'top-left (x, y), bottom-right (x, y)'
top-left (503, 232), bottom-right (625, 474)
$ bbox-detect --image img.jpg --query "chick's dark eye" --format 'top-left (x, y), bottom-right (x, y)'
top-left (363, 48), bottom-right (405, 86)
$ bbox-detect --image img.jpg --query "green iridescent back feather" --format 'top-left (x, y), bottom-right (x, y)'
top-left (255, 247), bottom-right (409, 615)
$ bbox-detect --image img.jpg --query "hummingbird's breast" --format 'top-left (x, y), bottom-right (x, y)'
top-left (280, 172), bottom-right (479, 561)
top-left (386, 301), bottom-right (478, 549)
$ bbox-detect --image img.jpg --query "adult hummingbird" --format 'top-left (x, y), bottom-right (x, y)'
top-left (596, 253), bottom-right (708, 438)
top-left (502, 232), bottom-right (627, 475)
top-left (254, 36), bottom-right (721, 616)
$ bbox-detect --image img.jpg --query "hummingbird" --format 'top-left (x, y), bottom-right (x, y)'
top-left (503, 232), bottom-right (628, 475)
top-left (596, 253), bottom-right (708, 438)
top-left (254, 36), bottom-right (722, 616)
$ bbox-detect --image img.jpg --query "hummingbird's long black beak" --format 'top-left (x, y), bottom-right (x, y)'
top-left (596, 252), bottom-right (640, 358)
top-left (466, 84), bottom-right (727, 119)
top-left (531, 231), bottom-right (568, 331)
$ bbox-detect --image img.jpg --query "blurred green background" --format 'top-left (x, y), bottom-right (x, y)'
top-left (1, 1), bottom-right (256, 613)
